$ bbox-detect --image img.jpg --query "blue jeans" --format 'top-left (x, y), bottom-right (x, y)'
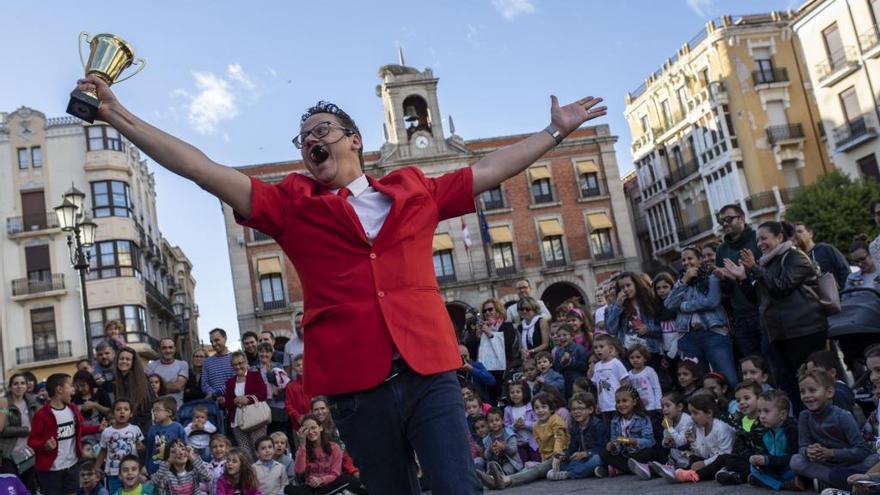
top-left (329, 369), bottom-right (481, 495)
top-left (561, 453), bottom-right (603, 479)
top-left (732, 314), bottom-right (763, 357)
top-left (678, 330), bottom-right (738, 386)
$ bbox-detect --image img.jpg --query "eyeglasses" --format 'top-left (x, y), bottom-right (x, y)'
top-left (518, 307), bottom-right (535, 313)
top-left (483, 307), bottom-right (495, 313)
top-left (850, 255), bottom-right (870, 263)
top-left (718, 215), bottom-right (741, 225)
top-left (291, 121), bottom-right (352, 149)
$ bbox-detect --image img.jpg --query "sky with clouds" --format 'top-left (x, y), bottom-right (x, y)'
top-left (0, 0), bottom-right (794, 346)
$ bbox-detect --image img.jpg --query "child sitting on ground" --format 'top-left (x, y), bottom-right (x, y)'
top-left (151, 438), bottom-right (213, 495)
top-left (651, 391), bottom-right (693, 473)
top-left (503, 380), bottom-right (540, 464)
top-left (549, 392), bottom-right (607, 480)
top-left (657, 392), bottom-right (734, 483)
top-left (478, 408), bottom-right (523, 482)
top-left (598, 385), bottom-right (659, 479)
top-left (535, 352), bottom-right (565, 394)
top-left (713, 381), bottom-right (768, 485)
top-left (748, 389), bottom-right (798, 490)
top-left (790, 369), bottom-right (878, 491)
top-left (77, 460), bottom-right (109, 495)
top-left (253, 436), bottom-right (288, 495)
top-left (806, 350), bottom-right (855, 412)
top-left (270, 431), bottom-right (295, 480)
top-left (478, 392), bottom-right (569, 490)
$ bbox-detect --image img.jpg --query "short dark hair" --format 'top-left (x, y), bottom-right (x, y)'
top-left (120, 454), bottom-right (141, 470)
top-left (569, 392), bottom-right (597, 411)
top-left (257, 342), bottom-right (274, 354)
top-left (798, 368), bottom-right (834, 389)
top-left (79, 459), bottom-right (98, 473)
top-left (193, 405), bottom-right (209, 417)
top-left (734, 380), bottom-right (763, 397)
top-left (153, 396), bottom-right (177, 417)
top-left (95, 340), bottom-right (114, 352)
top-left (486, 407), bottom-right (504, 420)
top-left (112, 398), bottom-right (132, 411)
top-left (292, 353), bottom-right (304, 363)
top-left (534, 351), bottom-right (552, 363)
top-left (719, 203), bottom-right (745, 217)
top-left (867, 344), bottom-right (880, 359)
top-left (241, 331), bottom-right (258, 342)
top-left (76, 358), bottom-right (92, 368)
top-left (758, 389), bottom-right (790, 413)
top-left (255, 436), bottom-right (274, 450)
top-left (688, 392), bottom-right (718, 414)
top-left (301, 101), bottom-right (364, 169)
top-left (46, 373), bottom-right (70, 398)
top-left (259, 330), bottom-right (274, 339)
top-left (807, 350), bottom-right (838, 372)
top-left (209, 328), bottom-right (226, 338)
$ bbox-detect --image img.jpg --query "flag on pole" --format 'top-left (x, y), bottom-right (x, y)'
top-left (461, 217), bottom-right (473, 250)
top-left (478, 208), bottom-right (491, 244)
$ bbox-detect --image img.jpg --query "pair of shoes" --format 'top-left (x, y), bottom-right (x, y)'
top-left (650, 462), bottom-right (676, 482)
top-left (488, 462), bottom-right (509, 489)
top-left (782, 475), bottom-right (808, 492)
top-left (674, 469), bottom-right (700, 483)
top-left (476, 469), bottom-right (497, 489)
top-left (821, 489), bottom-right (852, 495)
top-left (628, 458), bottom-right (652, 480)
top-left (715, 468), bottom-right (743, 485)
top-left (546, 469), bottom-right (570, 481)
top-left (594, 465), bottom-right (608, 478)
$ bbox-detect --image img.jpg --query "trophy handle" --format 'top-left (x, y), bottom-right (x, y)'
top-left (78, 32), bottom-right (91, 70)
top-left (115, 58), bottom-right (146, 84)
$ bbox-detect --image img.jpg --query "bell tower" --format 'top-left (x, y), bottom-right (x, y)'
top-left (376, 51), bottom-right (449, 159)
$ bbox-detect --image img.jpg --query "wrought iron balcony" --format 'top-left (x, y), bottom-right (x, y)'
top-left (16, 340), bottom-right (72, 365)
top-left (676, 215), bottom-right (714, 243)
top-left (594, 250), bottom-right (616, 261)
top-left (260, 300), bottom-right (289, 311)
top-left (250, 228), bottom-right (272, 242)
top-left (6, 212), bottom-right (59, 236)
top-left (11, 273), bottom-right (65, 296)
top-left (816, 46), bottom-right (858, 82)
top-left (833, 115), bottom-right (878, 152)
top-left (482, 198), bottom-right (506, 211)
top-left (752, 67), bottom-right (789, 85)
top-left (665, 158), bottom-right (700, 188)
top-left (746, 191), bottom-right (778, 211)
top-left (860, 24), bottom-right (880, 52)
top-left (766, 124), bottom-right (804, 145)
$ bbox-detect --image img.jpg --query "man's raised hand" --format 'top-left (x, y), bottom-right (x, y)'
top-left (76, 74), bottom-right (119, 121)
top-left (550, 95), bottom-right (607, 136)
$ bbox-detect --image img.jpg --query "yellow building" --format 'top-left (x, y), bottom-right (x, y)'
top-left (624, 12), bottom-right (830, 262)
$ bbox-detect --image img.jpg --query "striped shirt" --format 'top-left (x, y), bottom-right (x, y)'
top-left (201, 353), bottom-right (235, 396)
top-left (151, 457), bottom-right (213, 495)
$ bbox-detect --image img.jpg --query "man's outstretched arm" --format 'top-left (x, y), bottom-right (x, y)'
top-left (470, 95), bottom-right (606, 196)
top-left (76, 75), bottom-right (253, 217)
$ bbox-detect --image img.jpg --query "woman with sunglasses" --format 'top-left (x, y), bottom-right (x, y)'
top-left (474, 298), bottom-right (521, 403)
top-left (517, 296), bottom-right (551, 365)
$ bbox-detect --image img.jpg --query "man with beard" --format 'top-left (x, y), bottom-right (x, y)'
top-left (240, 331), bottom-right (260, 368)
top-left (92, 341), bottom-right (115, 387)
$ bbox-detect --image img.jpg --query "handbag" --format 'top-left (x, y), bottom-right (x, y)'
top-left (234, 395), bottom-right (271, 432)
top-left (9, 446), bottom-right (34, 472)
top-left (478, 331), bottom-right (506, 371)
top-left (800, 250), bottom-right (842, 315)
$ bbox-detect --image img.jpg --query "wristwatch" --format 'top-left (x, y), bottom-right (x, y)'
top-left (544, 124), bottom-right (564, 145)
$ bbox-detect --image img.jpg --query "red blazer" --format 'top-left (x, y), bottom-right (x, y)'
top-left (28, 402), bottom-right (100, 471)
top-left (284, 377), bottom-right (312, 431)
top-left (224, 371), bottom-right (268, 418)
top-left (238, 166), bottom-right (475, 395)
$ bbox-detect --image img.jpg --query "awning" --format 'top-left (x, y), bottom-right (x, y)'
top-left (489, 226), bottom-right (513, 244)
top-left (587, 213), bottom-right (614, 230)
top-left (538, 219), bottom-right (563, 237)
top-left (256, 257), bottom-right (282, 274)
top-left (576, 160), bottom-right (599, 174)
top-left (527, 166), bottom-right (551, 181)
top-left (432, 233), bottom-right (453, 251)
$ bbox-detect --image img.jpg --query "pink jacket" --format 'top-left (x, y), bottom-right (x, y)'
top-left (294, 443), bottom-right (342, 485)
top-left (214, 476), bottom-right (260, 495)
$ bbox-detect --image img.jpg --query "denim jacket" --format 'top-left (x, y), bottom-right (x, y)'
top-left (605, 304), bottom-right (662, 354)
top-left (610, 412), bottom-right (655, 453)
top-left (664, 275), bottom-right (728, 334)
top-left (564, 416), bottom-right (608, 457)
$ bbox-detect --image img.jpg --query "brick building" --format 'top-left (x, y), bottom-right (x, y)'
top-left (221, 62), bottom-right (638, 340)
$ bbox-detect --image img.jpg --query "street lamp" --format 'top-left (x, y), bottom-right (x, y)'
top-left (54, 184), bottom-right (97, 362)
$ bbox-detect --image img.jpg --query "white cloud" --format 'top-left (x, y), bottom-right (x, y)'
top-left (492, 0), bottom-right (535, 20)
top-left (172, 64), bottom-right (259, 135)
top-left (227, 63), bottom-right (256, 91)
top-left (266, 67), bottom-right (277, 78)
top-left (686, 0), bottom-right (714, 17)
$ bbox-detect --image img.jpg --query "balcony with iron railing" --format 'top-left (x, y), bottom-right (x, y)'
top-left (766, 123), bottom-right (805, 145)
top-left (708, 81), bottom-right (728, 104)
top-left (752, 67), bottom-right (789, 86)
top-left (145, 280), bottom-right (175, 317)
top-left (6, 212), bottom-right (59, 236)
top-left (16, 340), bottom-right (72, 365)
top-left (11, 273), bottom-right (65, 298)
top-left (530, 183), bottom-right (559, 207)
top-left (860, 24), bottom-right (880, 54)
top-left (249, 228), bottom-right (272, 243)
top-left (833, 114), bottom-right (879, 152)
top-left (816, 46), bottom-right (859, 85)
top-left (745, 187), bottom-right (802, 215)
top-left (676, 215), bottom-right (714, 243)
top-left (665, 158), bottom-right (700, 189)
top-left (257, 299), bottom-right (291, 313)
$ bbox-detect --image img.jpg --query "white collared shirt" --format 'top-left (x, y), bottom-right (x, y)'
top-left (331, 174), bottom-right (393, 243)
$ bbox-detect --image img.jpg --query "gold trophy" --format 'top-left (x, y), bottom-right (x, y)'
top-left (67, 32), bottom-right (145, 123)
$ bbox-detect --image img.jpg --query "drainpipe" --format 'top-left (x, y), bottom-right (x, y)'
top-left (846, 0), bottom-right (880, 135)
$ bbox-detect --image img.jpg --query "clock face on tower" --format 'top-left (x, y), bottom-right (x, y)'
top-left (414, 134), bottom-right (431, 149)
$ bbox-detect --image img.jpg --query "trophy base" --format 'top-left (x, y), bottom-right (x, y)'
top-left (66, 89), bottom-right (100, 123)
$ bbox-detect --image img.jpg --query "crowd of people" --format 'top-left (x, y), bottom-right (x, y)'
top-left (1, 200), bottom-right (880, 495)
top-left (452, 201), bottom-right (880, 494)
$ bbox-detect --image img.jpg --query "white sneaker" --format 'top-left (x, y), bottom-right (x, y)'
top-left (547, 469), bottom-right (571, 481)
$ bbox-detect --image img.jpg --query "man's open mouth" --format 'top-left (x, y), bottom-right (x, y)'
top-left (309, 144), bottom-right (329, 165)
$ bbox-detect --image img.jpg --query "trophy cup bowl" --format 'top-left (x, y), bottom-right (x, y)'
top-left (67, 32), bottom-right (145, 123)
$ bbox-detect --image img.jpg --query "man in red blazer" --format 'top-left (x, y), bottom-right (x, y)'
top-left (76, 74), bottom-right (606, 494)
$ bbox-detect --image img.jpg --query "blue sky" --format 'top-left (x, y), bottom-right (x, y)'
top-left (0, 0), bottom-right (794, 345)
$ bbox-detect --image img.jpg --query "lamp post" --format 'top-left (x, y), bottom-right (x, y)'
top-left (172, 292), bottom-right (191, 356)
top-left (54, 184), bottom-right (98, 362)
